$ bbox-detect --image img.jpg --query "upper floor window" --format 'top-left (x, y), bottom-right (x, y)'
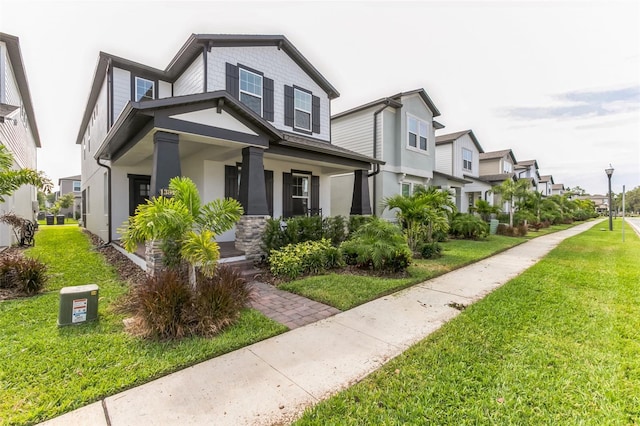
top-left (294, 88), bottom-right (312, 131)
top-left (462, 148), bottom-right (473, 171)
top-left (503, 161), bottom-right (512, 173)
top-left (401, 182), bottom-right (411, 197)
top-left (135, 77), bottom-right (154, 102)
top-left (73, 181), bottom-right (81, 192)
top-left (407, 116), bottom-right (428, 151)
top-left (239, 68), bottom-right (263, 116)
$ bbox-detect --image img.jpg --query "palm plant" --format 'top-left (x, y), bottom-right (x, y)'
top-left (0, 144), bottom-right (52, 201)
top-left (491, 179), bottom-right (530, 227)
top-left (120, 176), bottom-right (243, 288)
top-left (470, 199), bottom-right (501, 222)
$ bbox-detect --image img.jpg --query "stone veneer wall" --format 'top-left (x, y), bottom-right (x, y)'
top-left (145, 240), bottom-right (164, 277)
top-left (235, 215), bottom-right (269, 261)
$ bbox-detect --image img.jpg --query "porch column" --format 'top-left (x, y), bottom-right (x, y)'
top-left (238, 146), bottom-right (269, 215)
top-left (350, 169), bottom-right (372, 215)
top-left (150, 131), bottom-right (181, 197)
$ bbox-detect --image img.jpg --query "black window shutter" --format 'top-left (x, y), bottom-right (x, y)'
top-left (282, 172), bottom-right (292, 218)
top-left (284, 85), bottom-right (294, 127)
top-left (311, 175), bottom-right (320, 212)
top-left (312, 95), bottom-right (320, 133)
top-left (224, 165), bottom-right (238, 200)
top-left (264, 78), bottom-right (274, 122)
top-left (225, 63), bottom-right (239, 98)
top-left (264, 170), bottom-right (273, 217)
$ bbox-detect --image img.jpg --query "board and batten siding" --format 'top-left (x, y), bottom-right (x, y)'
top-left (174, 53), bottom-right (204, 97)
top-left (435, 143), bottom-right (453, 176)
top-left (112, 67), bottom-right (131, 123)
top-left (206, 46), bottom-right (331, 141)
top-left (331, 109), bottom-right (374, 158)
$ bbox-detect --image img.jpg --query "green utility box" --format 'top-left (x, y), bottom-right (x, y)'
top-left (489, 219), bottom-right (499, 235)
top-left (58, 284), bottom-right (99, 326)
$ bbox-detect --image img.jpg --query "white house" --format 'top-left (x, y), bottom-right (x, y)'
top-left (0, 33), bottom-right (41, 246)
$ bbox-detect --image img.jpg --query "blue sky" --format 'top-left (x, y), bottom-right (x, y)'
top-left (1, 0), bottom-right (638, 195)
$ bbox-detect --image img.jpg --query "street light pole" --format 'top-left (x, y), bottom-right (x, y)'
top-left (605, 165), bottom-right (614, 231)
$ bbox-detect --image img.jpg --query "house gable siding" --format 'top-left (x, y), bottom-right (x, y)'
top-left (174, 53), bottom-right (204, 96)
top-left (395, 94), bottom-right (434, 178)
top-left (454, 133), bottom-right (480, 178)
top-left (206, 46), bottom-right (330, 141)
top-left (331, 107), bottom-right (374, 158)
top-left (112, 67), bottom-right (131, 123)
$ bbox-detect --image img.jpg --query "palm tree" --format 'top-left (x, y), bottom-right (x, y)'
top-left (491, 179), bottom-right (530, 227)
top-left (0, 145), bottom-right (52, 201)
top-left (120, 176), bottom-right (243, 287)
top-left (470, 199), bottom-right (501, 222)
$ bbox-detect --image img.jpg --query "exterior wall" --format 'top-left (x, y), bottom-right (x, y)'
top-left (435, 143), bottom-right (453, 175)
top-left (174, 53), bottom-right (204, 96)
top-left (393, 94), bottom-right (435, 177)
top-left (110, 160), bottom-right (153, 241)
top-left (112, 67), bottom-right (131, 123)
top-left (479, 158), bottom-right (499, 175)
top-left (158, 81), bottom-right (172, 99)
top-left (206, 46), bottom-right (331, 141)
top-left (454, 134), bottom-right (480, 178)
top-left (0, 42), bottom-right (5, 103)
top-left (332, 107), bottom-right (375, 158)
top-left (58, 178), bottom-right (82, 217)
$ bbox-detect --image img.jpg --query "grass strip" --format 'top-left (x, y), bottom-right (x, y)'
top-left (0, 226), bottom-right (287, 425)
top-left (294, 221), bottom-right (640, 424)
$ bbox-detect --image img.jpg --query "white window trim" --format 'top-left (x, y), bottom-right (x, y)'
top-left (291, 174), bottom-right (310, 201)
top-left (73, 181), bottom-right (81, 192)
top-left (294, 88), bottom-right (312, 132)
top-left (239, 68), bottom-right (263, 116)
top-left (406, 114), bottom-right (429, 154)
top-left (135, 77), bottom-right (155, 102)
top-left (462, 148), bottom-right (473, 171)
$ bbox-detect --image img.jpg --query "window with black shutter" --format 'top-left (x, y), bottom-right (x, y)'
top-left (225, 63), bottom-right (274, 121)
top-left (284, 85), bottom-right (320, 135)
top-left (282, 170), bottom-right (319, 218)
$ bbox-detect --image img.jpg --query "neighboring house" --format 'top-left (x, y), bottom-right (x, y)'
top-left (515, 159), bottom-right (540, 191)
top-left (539, 175), bottom-right (554, 196)
top-left (434, 129), bottom-right (492, 213)
top-left (57, 175), bottom-right (82, 218)
top-left (551, 183), bottom-right (565, 196)
top-left (576, 194), bottom-right (608, 214)
top-left (478, 149), bottom-right (518, 211)
top-left (0, 33), bottom-right (41, 246)
top-left (330, 89), bottom-right (441, 219)
top-left (76, 34), bottom-right (379, 260)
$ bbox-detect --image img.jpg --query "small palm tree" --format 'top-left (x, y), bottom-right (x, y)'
top-left (491, 179), bottom-right (530, 227)
top-left (120, 176), bottom-right (243, 288)
top-left (0, 145), bottom-right (52, 201)
top-left (470, 199), bottom-right (501, 222)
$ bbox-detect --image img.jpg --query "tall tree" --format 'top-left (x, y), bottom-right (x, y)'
top-left (491, 179), bottom-right (531, 227)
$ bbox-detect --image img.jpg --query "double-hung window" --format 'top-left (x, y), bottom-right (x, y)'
top-left (73, 181), bottom-right (81, 192)
top-left (135, 77), bottom-right (154, 101)
top-left (294, 88), bottom-right (312, 131)
top-left (239, 68), bottom-right (263, 116)
top-left (407, 116), bottom-right (428, 151)
top-left (503, 161), bottom-right (512, 173)
top-left (291, 174), bottom-right (310, 216)
top-left (401, 182), bottom-right (412, 197)
top-left (462, 148), bottom-right (473, 171)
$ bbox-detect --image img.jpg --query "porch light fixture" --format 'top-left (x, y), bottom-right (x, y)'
top-left (605, 164), bottom-right (614, 231)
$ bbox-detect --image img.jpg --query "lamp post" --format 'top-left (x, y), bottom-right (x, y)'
top-left (605, 165), bottom-right (614, 231)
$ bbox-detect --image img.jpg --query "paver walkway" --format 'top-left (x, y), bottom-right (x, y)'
top-left (249, 281), bottom-right (340, 329)
top-left (40, 220), bottom-right (604, 426)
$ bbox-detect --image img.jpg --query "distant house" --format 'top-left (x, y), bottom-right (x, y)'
top-left (515, 159), bottom-right (540, 192)
top-left (478, 149), bottom-right (519, 211)
top-left (551, 183), bottom-right (565, 196)
top-left (76, 34), bottom-right (379, 260)
top-left (539, 175), bottom-right (554, 196)
top-left (57, 175), bottom-right (82, 218)
top-left (330, 89), bottom-right (441, 219)
top-left (576, 194), bottom-right (608, 214)
top-left (0, 33), bottom-right (41, 246)
top-left (434, 129), bottom-right (492, 213)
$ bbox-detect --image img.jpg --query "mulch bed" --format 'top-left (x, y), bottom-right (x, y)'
top-left (82, 230), bottom-right (148, 287)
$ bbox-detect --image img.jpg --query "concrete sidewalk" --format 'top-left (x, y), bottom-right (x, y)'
top-left (40, 221), bottom-right (600, 426)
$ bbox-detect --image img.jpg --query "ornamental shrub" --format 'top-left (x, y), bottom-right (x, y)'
top-left (347, 215), bottom-right (374, 237)
top-left (450, 213), bottom-right (489, 240)
top-left (261, 215), bottom-right (348, 255)
top-left (420, 242), bottom-right (442, 259)
top-left (341, 218), bottom-right (412, 273)
top-left (0, 255), bottom-right (48, 294)
top-left (269, 238), bottom-right (342, 280)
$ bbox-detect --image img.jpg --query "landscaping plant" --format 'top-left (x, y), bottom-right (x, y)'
top-left (269, 238), bottom-right (343, 280)
top-left (0, 254), bottom-right (47, 295)
top-left (450, 213), bottom-right (489, 240)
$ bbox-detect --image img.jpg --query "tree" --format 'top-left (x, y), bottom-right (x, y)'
top-left (491, 179), bottom-right (530, 227)
top-left (568, 186), bottom-right (586, 196)
top-left (119, 176), bottom-right (243, 288)
top-left (470, 199), bottom-right (501, 222)
top-left (0, 144), bottom-right (52, 201)
top-left (37, 191), bottom-right (46, 211)
top-left (57, 193), bottom-right (76, 210)
top-left (625, 186), bottom-right (640, 213)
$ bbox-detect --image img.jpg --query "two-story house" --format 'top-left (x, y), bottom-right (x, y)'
top-left (330, 89), bottom-right (441, 219)
top-left (57, 175), bottom-right (81, 218)
top-left (551, 183), bottom-right (565, 196)
top-left (76, 34), bottom-right (380, 260)
top-left (478, 149), bottom-right (519, 212)
top-left (434, 129), bottom-right (492, 213)
top-left (0, 33), bottom-right (41, 246)
top-left (538, 175), bottom-right (554, 197)
top-left (514, 159), bottom-right (540, 192)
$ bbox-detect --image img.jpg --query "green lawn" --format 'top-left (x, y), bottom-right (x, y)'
top-left (0, 227), bottom-right (287, 425)
top-left (280, 234), bottom-right (528, 310)
top-left (294, 221), bottom-right (640, 424)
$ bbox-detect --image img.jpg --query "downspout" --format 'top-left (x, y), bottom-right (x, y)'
top-left (96, 157), bottom-right (112, 245)
top-left (369, 100), bottom-right (395, 216)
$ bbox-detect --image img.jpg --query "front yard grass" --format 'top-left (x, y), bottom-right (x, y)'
top-left (280, 234), bottom-right (528, 310)
top-left (294, 221), bottom-right (640, 424)
top-left (0, 227), bottom-right (287, 425)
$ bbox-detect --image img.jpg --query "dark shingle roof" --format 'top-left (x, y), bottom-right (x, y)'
top-left (479, 173), bottom-right (516, 183)
top-left (435, 129), bottom-right (484, 153)
top-left (332, 88), bottom-right (440, 120)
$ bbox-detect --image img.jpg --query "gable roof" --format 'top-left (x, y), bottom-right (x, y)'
top-left (58, 175), bottom-right (81, 183)
top-left (479, 172), bottom-right (517, 183)
top-left (76, 34), bottom-right (339, 145)
top-left (551, 183), bottom-right (565, 190)
top-left (515, 159), bottom-right (539, 170)
top-left (539, 175), bottom-right (554, 184)
top-left (0, 33), bottom-right (41, 147)
top-left (332, 88), bottom-right (441, 120)
top-left (435, 129), bottom-right (484, 153)
top-left (479, 149), bottom-right (517, 164)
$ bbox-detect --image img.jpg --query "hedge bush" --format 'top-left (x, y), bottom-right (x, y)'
top-left (269, 238), bottom-right (344, 280)
top-left (450, 213), bottom-right (489, 240)
top-left (261, 216), bottom-right (348, 255)
top-left (0, 255), bottom-right (48, 294)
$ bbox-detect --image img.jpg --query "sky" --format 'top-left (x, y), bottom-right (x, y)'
top-left (1, 0), bottom-right (638, 195)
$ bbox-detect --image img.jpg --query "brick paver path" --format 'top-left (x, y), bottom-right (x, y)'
top-left (249, 281), bottom-right (340, 329)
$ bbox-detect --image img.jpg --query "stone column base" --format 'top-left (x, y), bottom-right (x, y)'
top-left (235, 215), bottom-right (270, 261)
top-left (145, 239), bottom-right (164, 277)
